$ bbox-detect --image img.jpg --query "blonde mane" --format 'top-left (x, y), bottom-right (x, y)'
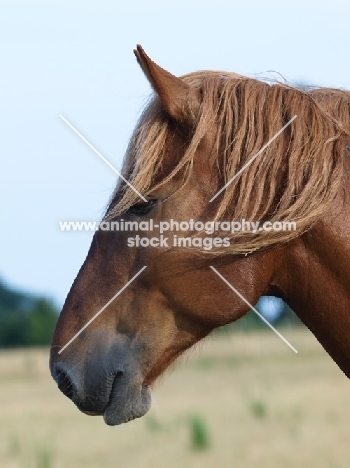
top-left (107, 72), bottom-right (350, 255)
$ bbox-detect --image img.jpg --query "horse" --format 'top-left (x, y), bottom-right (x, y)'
top-left (50, 45), bottom-right (350, 426)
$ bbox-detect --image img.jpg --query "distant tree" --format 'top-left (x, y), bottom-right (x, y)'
top-left (0, 279), bottom-right (58, 347)
top-left (25, 298), bottom-right (58, 346)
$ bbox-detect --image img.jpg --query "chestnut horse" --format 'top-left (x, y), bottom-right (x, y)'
top-left (50, 46), bottom-right (350, 426)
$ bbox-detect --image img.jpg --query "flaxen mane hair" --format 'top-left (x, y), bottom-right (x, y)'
top-left (106, 72), bottom-right (350, 255)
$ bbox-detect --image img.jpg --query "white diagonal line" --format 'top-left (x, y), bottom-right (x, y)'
top-left (58, 266), bottom-right (147, 354)
top-left (209, 115), bottom-right (297, 202)
top-left (59, 114), bottom-right (147, 202)
top-left (210, 266), bottom-right (298, 353)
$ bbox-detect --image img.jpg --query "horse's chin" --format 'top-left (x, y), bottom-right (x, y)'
top-left (103, 382), bottom-right (151, 426)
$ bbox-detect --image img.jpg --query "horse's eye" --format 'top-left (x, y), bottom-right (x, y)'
top-left (127, 198), bottom-right (159, 216)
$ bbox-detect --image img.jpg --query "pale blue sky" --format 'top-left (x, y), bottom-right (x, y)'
top-left (1, 0), bottom-right (350, 306)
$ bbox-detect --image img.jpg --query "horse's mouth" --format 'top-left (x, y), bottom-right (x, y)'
top-left (102, 377), bottom-right (152, 426)
top-left (52, 361), bottom-right (151, 425)
top-left (75, 382), bottom-right (151, 425)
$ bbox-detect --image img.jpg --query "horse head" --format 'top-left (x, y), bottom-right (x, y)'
top-left (50, 46), bottom-right (350, 425)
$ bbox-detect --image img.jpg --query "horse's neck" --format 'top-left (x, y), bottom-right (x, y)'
top-left (275, 167), bottom-right (350, 377)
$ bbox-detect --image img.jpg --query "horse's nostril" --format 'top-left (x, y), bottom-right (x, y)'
top-left (54, 365), bottom-right (75, 401)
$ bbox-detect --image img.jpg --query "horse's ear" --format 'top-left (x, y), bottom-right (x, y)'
top-left (134, 45), bottom-right (201, 126)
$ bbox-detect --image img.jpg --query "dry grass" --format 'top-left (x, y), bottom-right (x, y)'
top-left (1, 329), bottom-right (350, 467)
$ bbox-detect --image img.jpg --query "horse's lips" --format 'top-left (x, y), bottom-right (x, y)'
top-left (103, 379), bottom-right (151, 426)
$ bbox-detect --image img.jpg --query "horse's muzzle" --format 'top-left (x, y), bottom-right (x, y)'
top-left (50, 360), bottom-right (151, 425)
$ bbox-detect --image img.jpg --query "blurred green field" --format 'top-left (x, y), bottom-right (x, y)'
top-left (1, 328), bottom-right (350, 468)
